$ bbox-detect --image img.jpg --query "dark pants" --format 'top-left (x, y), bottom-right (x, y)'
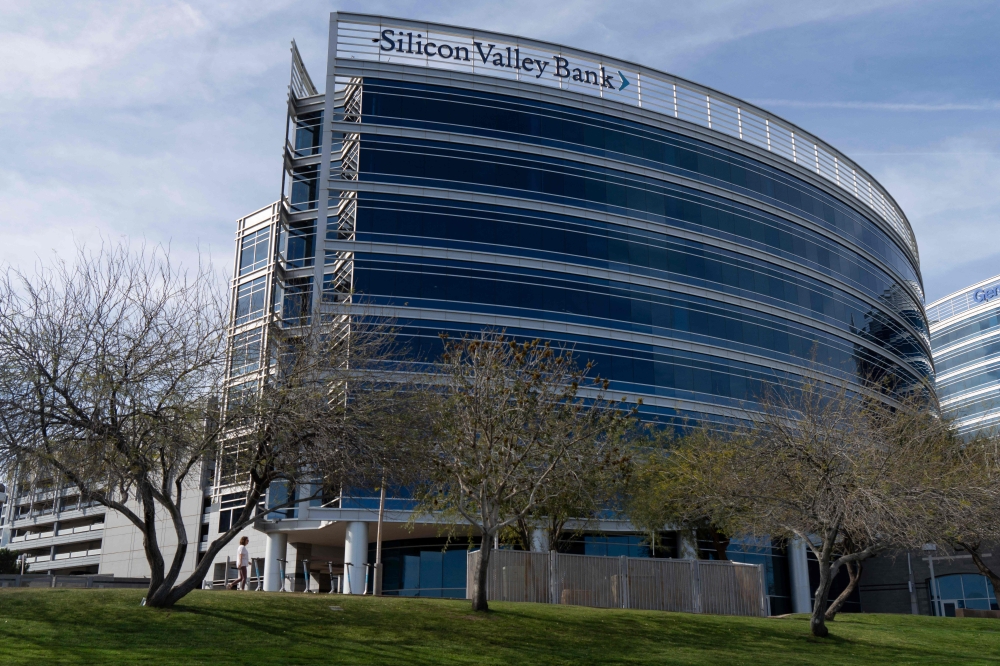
top-left (237, 565), bottom-right (248, 590)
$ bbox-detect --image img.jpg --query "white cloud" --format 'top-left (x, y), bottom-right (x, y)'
top-left (751, 99), bottom-right (1000, 112)
top-left (0, 3), bottom-right (208, 101)
top-left (869, 132), bottom-right (1000, 297)
top-left (0, 0), bottom-right (992, 301)
top-left (347, 0), bottom-right (909, 70)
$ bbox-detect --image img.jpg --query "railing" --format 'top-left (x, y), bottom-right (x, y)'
top-left (0, 575), bottom-right (147, 589)
top-left (21, 549), bottom-right (101, 565)
top-left (11, 522), bottom-right (104, 542)
top-left (467, 549), bottom-right (768, 617)
top-left (926, 276), bottom-right (1000, 325)
top-left (290, 40), bottom-right (318, 100)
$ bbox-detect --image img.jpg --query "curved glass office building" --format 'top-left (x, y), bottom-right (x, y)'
top-left (286, 13), bottom-right (931, 427)
top-left (927, 276), bottom-right (1000, 434)
top-left (214, 13), bottom-right (931, 611)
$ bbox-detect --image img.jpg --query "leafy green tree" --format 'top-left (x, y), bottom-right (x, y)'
top-left (413, 331), bottom-right (638, 612)
top-left (0, 548), bottom-right (25, 574)
top-left (628, 381), bottom-right (961, 637)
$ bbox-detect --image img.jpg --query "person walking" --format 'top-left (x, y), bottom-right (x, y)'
top-left (236, 536), bottom-right (250, 591)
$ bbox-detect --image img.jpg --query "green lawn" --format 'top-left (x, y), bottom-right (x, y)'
top-left (0, 589), bottom-right (997, 665)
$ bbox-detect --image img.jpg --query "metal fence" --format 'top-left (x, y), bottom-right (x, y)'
top-left (467, 549), bottom-right (767, 617)
top-left (0, 574), bottom-right (149, 589)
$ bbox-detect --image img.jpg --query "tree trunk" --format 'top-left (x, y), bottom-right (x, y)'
top-left (158, 526), bottom-right (248, 607)
top-left (807, 524), bottom-right (847, 638)
top-left (138, 485), bottom-right (167, 605)
top-left (145, 530), bottom-right (188, 606)
top-left (471, 539), bottom-right (492, 612)
top-left (810, 556), bottom-right (835, 637)
top-left (825, 560), bottom-right (861, 621)
top-left (142, 490), bottom-right (264, 608)
top-left (710, 528), bottom-right (730, 561)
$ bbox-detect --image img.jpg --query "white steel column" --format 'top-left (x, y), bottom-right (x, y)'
top-left (788, 539), bottom-right (812, 614)
top-left (530, 528), bottom-right (548, 553)
top-left (344, 521), bottom-right (369, 594)
top-left (263, 532), bottom-right (288, 592)
top-left (679, 533), bottom-right (698, 559)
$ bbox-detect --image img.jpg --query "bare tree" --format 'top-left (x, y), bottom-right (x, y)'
top-left (0, 243), bottom-right (405, 607)
top-left (413, 331), bottom-right (637, 612)
top-left (630, 379), bottom-right (959, 637)
top-left (927, 430), bottom-right (1000, 596)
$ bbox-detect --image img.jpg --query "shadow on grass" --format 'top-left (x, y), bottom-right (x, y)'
top-left (0, 590), bottom-right (997, 665)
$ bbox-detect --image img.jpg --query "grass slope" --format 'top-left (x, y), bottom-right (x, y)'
top-left (0, 589), bottom-right (998, 665)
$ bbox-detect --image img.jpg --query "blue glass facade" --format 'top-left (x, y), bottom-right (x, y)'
top-left (929, 573), bottom-right (999, 616)
top-left (327, 81), bottom-right (929, 425)
top-left (928, 276), bottom-right (1000, 434)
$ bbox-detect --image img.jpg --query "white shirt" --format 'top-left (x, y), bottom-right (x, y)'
top-left (237, 544), bottom-right (249, 567)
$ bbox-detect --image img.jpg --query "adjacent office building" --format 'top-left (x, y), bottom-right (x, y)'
top-left (2, 14), bottom-right (932, 614)
top-left (927, 276), bottom-right (1000, 434)
top-left (858, 276), bottom-right (1000, 616)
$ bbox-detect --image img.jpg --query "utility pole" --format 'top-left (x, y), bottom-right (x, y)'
top-left (906, 552), bottom-right (920, 615)
top-left (923, 543), bottom-right (939, 616)
top-left (374, 479), bottom-right (386, 596)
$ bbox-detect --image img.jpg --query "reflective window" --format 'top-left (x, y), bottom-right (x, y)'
top-left (239, 228), bottom-right (270, 276)
top-left (388, 316), bottom-right (903, 409)
top-left (581, 534), bottom-right (654, 558)
top-left (722, 538), bottom-right (792, 615)
top-left (936, 362), bottom-right (1000, 400)
top-left (234, 277), bottom-right (267, 325)
top-left (932, 307), bottom-right (1000, 428)
top-left (358, 135), bottom-right (920, 290)
top-left (286, 219), bottom-right (316, 268)
top-left (361, 79), bottom-right (919, 286)
top-left (293, 110), bottom-right (323, 158)
top-left (934, 335), bottom-right (1000, 374)
top-left (289, 164), bottom-right (319, 212)
top-left (355, 193), bottom-right (925, 333)
top-left (941, 394), bottom-right (1000, 421)
top-left (354, 197), bottom-right (928, 360)
top-left (217, 492), bottom-right (248, 533)
top-left (281, 276), bottom-right (313, 326)
top-left (932, 307), bottom-right (1000, 350)
top-left (355, 255), bottom-right (927, 389)
top-left (371, 538), bottom-right (471, 598)
top-left (930, 573), bottom-right (999, 616)
top-left (230, 327), bottom-right (263, 376)
top-left (322, 272), bottom-right (350, 303)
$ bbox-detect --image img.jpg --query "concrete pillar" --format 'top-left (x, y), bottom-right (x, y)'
top-left (344, 521), bottom-right (369, 594)
top-left (263, 532), bottom-right (288, 592)
top-left (788, 538), bottom-right (812, 614)
top-left (679, 533), bottom-right (699, 559)
top-left (530, 528), bottom-right (549, 553)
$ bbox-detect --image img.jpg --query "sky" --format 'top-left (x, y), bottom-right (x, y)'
top-left (2, 0), bottom-right (998, 304)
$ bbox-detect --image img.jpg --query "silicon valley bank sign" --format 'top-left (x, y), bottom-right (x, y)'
top-left (377, 29), bottom-right (632, 92)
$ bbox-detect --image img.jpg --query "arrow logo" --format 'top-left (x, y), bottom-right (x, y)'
top-left (618, 71), bottom-right (630, 91)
